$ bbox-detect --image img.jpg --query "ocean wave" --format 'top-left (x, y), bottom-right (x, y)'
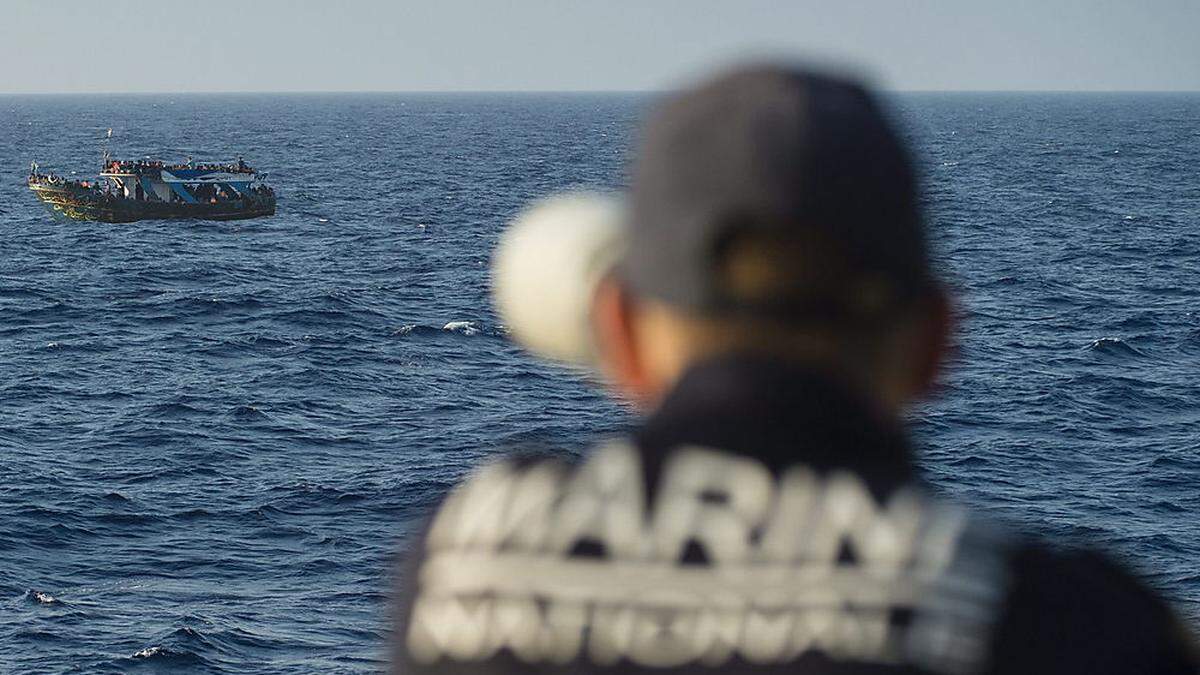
top-left (392, 320), bottom-right (507, 338)
top-left (140, 294), bottom-right (269, 319)
top-left (120, 644), bottom-right (209, 668)
top-left (226, 404), bottom-right (271, 421)
top-left (442, 320), bottom-right (482, 335)
top-left (24, 589), bottom-right (62, 605)
top-left (1084, 336), bottom-right (1147, 359)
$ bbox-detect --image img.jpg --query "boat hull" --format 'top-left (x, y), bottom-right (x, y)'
top-left (29, 184), bottom-right (276, 223)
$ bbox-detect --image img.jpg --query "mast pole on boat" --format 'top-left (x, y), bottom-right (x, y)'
top-left (101, 127), bottom-right (112, 171)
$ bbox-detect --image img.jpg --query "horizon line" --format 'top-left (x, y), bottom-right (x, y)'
top-left (3, 87), bottom-right (1199, 97)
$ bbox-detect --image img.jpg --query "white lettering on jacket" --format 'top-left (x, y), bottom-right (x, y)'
top-left (408, 443), bottom-right (1006, 674)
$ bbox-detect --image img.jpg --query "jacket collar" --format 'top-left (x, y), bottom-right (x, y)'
top-left (636, 352), bottom-right (919, 496)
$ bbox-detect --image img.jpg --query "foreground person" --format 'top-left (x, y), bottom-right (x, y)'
top-left (394, 65), bottom-right (1198, 674)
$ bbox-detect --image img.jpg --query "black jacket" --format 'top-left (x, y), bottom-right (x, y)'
top-left (395, 355), bottom-right (1197, 674)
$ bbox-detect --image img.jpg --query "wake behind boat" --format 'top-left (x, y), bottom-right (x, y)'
top-left (27, 156), bottom-right (276, 223)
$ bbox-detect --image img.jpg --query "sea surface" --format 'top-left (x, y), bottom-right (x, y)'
top-left (1, 92), bottom-right (1198, 672)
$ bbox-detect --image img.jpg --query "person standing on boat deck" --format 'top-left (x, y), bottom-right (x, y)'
top-left (393, 64), bottom-right (1199, 675)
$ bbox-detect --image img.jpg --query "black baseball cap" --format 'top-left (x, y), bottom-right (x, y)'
top-left (620, 64), bottom-right (935, 325)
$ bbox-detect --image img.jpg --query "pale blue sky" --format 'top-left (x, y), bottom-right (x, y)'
top-left (2, 0), bottom-right (1198, 93)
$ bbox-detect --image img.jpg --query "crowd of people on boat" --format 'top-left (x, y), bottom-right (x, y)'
top-left (27, 170), bottom-right (103, 193)
top-left (30, 167), bottom-right (275, 206)
top-left (104, 157), bottom-right (256, 175)
top-left (30, 171), bottom-right (145, 204)
top-left (190, 182), bottom-right (271, 203)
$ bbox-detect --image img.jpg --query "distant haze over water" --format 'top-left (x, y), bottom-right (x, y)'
top-left (3, 1), bottom-right (1200, 93)
top-left (1, 91), bottom-right (1198, 671)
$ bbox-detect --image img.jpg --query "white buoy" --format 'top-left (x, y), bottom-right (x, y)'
top-left (492, 192), bottom-right (626, 366)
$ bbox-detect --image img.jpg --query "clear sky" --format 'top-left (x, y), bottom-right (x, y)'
top-left (3, 0), bottom-right (1198, 94)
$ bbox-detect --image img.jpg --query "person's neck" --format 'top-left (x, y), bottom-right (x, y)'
top-left (635, 352), bottom-right (921, 494)
top-left (645, 349), bottom-right (906, 422)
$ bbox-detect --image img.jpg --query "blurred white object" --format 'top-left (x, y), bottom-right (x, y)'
top-left (492, 192), bottom-right (626, 366)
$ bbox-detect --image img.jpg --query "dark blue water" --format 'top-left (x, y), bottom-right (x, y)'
top-left (1, 92), bottom-right (1197, 672)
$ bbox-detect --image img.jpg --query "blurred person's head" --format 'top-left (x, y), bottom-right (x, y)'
top-left (591, 64), bottom-right (951, 414)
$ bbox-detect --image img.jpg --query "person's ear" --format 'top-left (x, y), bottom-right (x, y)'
top-left (590, 277), bottom-right (657, 407)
